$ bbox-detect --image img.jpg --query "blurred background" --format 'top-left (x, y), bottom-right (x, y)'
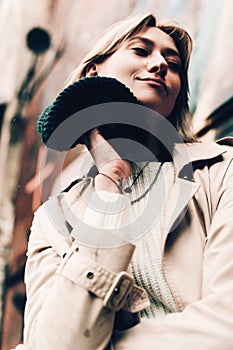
top-left (0, 0), bottom-right (233, 348)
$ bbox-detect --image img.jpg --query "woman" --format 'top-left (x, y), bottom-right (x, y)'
top-left (14, 13), bottom-right (233, 350)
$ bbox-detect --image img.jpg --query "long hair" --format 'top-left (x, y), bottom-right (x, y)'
top-left (67, 13), bottom-right (195, 141)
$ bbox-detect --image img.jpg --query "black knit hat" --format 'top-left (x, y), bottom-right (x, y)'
top-left (37, 76), bottom-right (141, 151)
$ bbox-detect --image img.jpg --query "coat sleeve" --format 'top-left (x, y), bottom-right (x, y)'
top-left (112, 155), bottom-right (233, 350)
top-left (23, 212), bottom-right (136, 350)
top-left (18, 185), bottom-right (149, 350)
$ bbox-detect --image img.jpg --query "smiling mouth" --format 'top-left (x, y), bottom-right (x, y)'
top-left (137, 78), bottom-right (168, 95)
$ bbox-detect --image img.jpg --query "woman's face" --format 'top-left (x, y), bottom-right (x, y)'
top-left (88, 27), bottom-right (181, 117)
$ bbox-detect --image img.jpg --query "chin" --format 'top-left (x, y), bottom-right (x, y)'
top-left (137, 100), bottom-right (164, 116)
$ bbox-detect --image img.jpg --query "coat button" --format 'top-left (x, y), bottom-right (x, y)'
top-left (86, 272), bottom-right (94, 279)
top-left (114, 287), bottom-right (120, 294)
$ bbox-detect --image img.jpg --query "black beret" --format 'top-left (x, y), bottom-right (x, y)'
top-left (37, 76), bottom-right (140, 151)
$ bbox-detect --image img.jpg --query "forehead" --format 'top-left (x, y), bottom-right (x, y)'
top-left (127, 26), bottom-right (178, 52)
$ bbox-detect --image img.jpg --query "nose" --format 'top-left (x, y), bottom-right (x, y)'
top-left (146, 53), bottom-right (168, 79)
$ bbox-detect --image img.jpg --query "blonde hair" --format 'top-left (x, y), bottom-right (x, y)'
top-left (67, 13), bottom-right (195, 141)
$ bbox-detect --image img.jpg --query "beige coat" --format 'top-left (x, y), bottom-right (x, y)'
top-left (14, 139), bottom-right (233, 350)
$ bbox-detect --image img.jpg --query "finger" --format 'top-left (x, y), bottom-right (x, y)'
top-left (89, 129), bottom-right (122, 171)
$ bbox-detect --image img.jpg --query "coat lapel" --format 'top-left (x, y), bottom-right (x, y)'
top-left (163, 178), bottom-right (199, 241)
top-left (38, 194), bottom-right (72, 257)
top-left (162, 140), bottom-right (228, 246)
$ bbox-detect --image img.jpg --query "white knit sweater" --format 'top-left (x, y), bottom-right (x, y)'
top-left (128, 162), bottom-right (179, 318)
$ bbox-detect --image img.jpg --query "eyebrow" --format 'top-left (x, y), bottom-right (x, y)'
top-left (128, 36), bottom-right (181, 60)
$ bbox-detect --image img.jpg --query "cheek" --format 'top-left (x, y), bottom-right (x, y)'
top-left (172, 76), bottom-right (181, 100)
top-left (97, 62), bottom-right (126, 81)
top-left (97, 61), bottom-right (112, 75)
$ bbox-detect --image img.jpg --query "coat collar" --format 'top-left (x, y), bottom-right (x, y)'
top-left (41, 138), bottom-right (233, 251)
top-left (173, 139), bottom-right (229, 176)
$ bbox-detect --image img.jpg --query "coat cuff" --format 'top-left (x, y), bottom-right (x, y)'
top-left (56, 243), bottom-right (150, 313)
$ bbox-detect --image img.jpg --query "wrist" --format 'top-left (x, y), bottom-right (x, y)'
top-left (95, 173), bottom-right (127, 193)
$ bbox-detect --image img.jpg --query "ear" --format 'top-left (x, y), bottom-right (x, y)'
top-left (86, 63), bottom-right (98, 77)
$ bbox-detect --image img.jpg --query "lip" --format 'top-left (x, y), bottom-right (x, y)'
top-left (137, 77), bottom-right (168, 95)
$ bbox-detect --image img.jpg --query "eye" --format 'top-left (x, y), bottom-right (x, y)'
top-left (132, 47), bottom-right (149, 57)
top-left (167, 60), bottom-right (181, 73)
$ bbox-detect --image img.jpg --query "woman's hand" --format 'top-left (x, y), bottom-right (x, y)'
top-left (89, 129), bottom-right (131, 193)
